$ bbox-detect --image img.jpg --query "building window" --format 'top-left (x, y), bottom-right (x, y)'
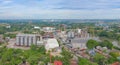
top-left (23, 37), bottom-right (25, 46)
top-left (27, 37), bottom-right (29, 46)
top-left (31, 37), bottom-right (33, 45)
top-left (19, 36), bottom-right (21, 45)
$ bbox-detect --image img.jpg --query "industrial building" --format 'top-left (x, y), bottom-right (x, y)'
top-left (16, 34), bottom-right (43, 46)
top-left (70, 38), bottom-right (88, 49)
top-left (67, 29), bottom-right (89, 39)
top-left (42, 27), bottom-right (56, 32)
top-left (45, 38), bottom-right (59, 51)
top-left (67, 31), bottom-right (75, 39)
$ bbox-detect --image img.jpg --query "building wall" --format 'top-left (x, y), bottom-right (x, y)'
top-left (72, 43), bottom-right (87, 49)
top-left (16, 34), bottom-right (42, 46)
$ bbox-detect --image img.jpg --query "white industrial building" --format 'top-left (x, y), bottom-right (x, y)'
top-left (16, 34), bottom-right (43, 46)
top-left (77, 29), bottom-right (82, 34)
top-left (6, 25), bottom-right (11, 28)
top-left (34, 26), bottom-right (40, 29)
top-left (42, 27), bottom-right (55, 32)
top-left (67, 31), bottom-right (75, 38)
top-left (45, 38), bottom-right (59, 51)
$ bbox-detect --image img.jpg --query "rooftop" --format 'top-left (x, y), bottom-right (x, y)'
top-left (17, 34), bottom-right (41, 37)
top-left (54, 61), bottom-right (62, 65)
top-left (112, 62), bottom-right (120, 65)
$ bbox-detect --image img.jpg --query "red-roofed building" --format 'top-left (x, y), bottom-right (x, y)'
top-left (112, 62), bottom-right (120, 65)
top-left (70, 60), bottom-right (78, 65)
top-left (54, 61), bottom-right (62, 65)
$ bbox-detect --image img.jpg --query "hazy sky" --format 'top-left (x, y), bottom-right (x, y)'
top-left (0, 0), bottom-right (120, 19)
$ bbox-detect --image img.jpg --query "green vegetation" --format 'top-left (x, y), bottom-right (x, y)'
top-left (3, 34), bottom-right (16, 38)
top-left (107, 56), bottom-right (118, 64)
top-left (93, 53), bottom-right (106, 65)
top-left (78, 58), bottom-right (98, 65)
top-left (99, 40), bottom-right (113, 49)
top-left (0, 26), bottom-right (6, 34)
top-left (110, 52), bottom-right (120, 58)
top-left (92, 53), bottom-right (119, 65)
top-left (113, 46), bottom-right (120, 50)
top-left (86, 39), bottom-right (99, 49)
top-left (0, 45), bottom-right (74, 65)
top-left (61, 48), bottom-right (73, 65)
top-left (50, 47), bottom-right (73, 65)
top-left (87, 39), bottom-right (113, 50)
top-left (0, 20), bottom-right (120, 65)
top-left (0, 45), bottom-right (48, 65)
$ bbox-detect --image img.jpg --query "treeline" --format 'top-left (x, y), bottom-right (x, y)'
top-left (98, 30), bottom-right (120, 42)
top-left (86, 39), bottom-right (120, 65)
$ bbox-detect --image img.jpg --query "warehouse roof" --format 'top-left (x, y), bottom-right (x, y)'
top-left (45, 38), bottom-right (59, 50)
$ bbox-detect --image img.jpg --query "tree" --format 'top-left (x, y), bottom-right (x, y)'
top-left (86, 39), bottom-right (99, 49)
top-left (27, 55), bottom-right (39, 65)
top-left (30, 44), bottom-right (37, 51)
top-left (107, 56), bottom-right (118, 64)
top-left (3, 33), bottom-right (16, 38)
top-left (78, 57), bottom-right (98, 65)
top-left (40, 31), bottom-right (45, 35)
top-left (100, 40), bottom-right (113, 49)
top-left (37, 46), bottom-right (46, 54)
top-left (93, 53), bottom-right (106, 65)
top-left (60, 48), bottom-right (73, 65)
top-left (110, 52), bottom-right (120, 58)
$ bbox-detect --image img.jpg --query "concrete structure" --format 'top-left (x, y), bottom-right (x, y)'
top-left (6, 25), bottom-right (11, 28)
top-left (77, 29), bottom-right (82, 34)
top-left (88, 49), bottom-right (96, 56)
top-left (70, 38), bottom-right (87, 49)
top-left (16, 34), bottom-right (43, 46)
top-left (67, 31), bottom-right (75, 39)
top-left (70, 37), bottom-right (100, 49)
top-left (42, 27), bottom-right (55, 32)
top-left (5, 37), bottom-right (10, 42)
top-left (112, 41), bottom-right (120, 48)
top-left (77, 30), bottom-right (89, 38)
top-left (54, 47), bottom-right (62, 53)
top-left (45, 38), bottom-right (59, 51)
top-left (70, 60), bottom-right (78, 65)
top-left (34, 26), bottom-right (40, 29)
top-left (67, 29), bottom-right (89, 39)
top-left (43, 32), bottom-right (54, 39)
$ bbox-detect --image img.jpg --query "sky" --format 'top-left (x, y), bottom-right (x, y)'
top-left (0, 0), bottom-right (120, 19)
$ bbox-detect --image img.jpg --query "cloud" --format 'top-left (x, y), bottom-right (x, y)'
top-left (3, 0), bottom-right (12, 4)
top-left (0, 0), bottom-right (120, 19)
top-left (53, 0), bottom-right (120, 10)
top-left (0, 0), bottom-right (13, 5)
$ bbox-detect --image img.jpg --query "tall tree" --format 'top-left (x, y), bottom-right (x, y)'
top-left (86, 39), bottom-right (99, 49)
